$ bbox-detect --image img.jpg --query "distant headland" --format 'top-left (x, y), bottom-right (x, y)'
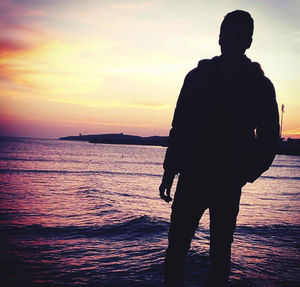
top-left (59, 133), bottom-right (168, 147)
top-left (59, 133), bottom-right (300, 156)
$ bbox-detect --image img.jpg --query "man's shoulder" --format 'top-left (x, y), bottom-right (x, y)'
top-left (245, 57), bottom-right (272, 83)
top-left (249, 61), bottom-right (274, 90)
top-left (245, 57), bottom-right (276, 100)
top-left (184, 56), bottom-right (218, 81)
top-left (197, 57), bottom-right (217, 68)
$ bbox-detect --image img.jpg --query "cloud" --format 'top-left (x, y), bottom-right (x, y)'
top-left (68, 118), bottom-right (156, 128)
top-left (37, 95), bottom-right (170, 110)
top-left (0, 38), bottom-right (44, 84)
top-left (0, 0), bottom-right (52, 83)
top-left (0, 0), bottom-right (47, 31)
top-left (0, 38), bottom-right (34, 56)
top-left (0, 37), bottom-right (101, 92)
top-left (0, 38), bottom-right (38, 82)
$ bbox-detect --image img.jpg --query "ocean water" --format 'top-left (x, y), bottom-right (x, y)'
top-left (0, 138), bottom-right (299, 287)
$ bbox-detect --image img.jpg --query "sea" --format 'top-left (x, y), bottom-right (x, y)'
top-left (0, 138), bottom-right (299, 287)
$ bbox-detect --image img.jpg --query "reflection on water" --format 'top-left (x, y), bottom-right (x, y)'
top-left (0, 138), bottom-right (299, 286)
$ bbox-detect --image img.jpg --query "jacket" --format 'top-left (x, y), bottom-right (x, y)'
top-left (163, 55), bottom-right (280, 183)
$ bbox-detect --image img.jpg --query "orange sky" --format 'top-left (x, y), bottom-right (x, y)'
top-left (0, 0), bottom-right (299, 139)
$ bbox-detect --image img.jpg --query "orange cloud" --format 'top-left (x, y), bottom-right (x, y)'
top-left (0, 39), bottom-right (36, 83)
top-left (0, 36), bottom-right (98, 91)
top-left (0, 39), bottom-right (33, 55)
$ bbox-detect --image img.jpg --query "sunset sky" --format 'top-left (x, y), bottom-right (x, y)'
top-left (0, 0), bottom-right (299, 139)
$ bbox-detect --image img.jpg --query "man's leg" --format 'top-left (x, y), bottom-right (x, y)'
top-left (206, 186), bottom-right (241, 287)
top-left (164, 174), bottom-right (207, 287)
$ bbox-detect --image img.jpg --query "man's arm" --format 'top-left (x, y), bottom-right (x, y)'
top-left (246, 77), bottom-right (280, 183)
top-left (159, 71), bottom-right (193, 202)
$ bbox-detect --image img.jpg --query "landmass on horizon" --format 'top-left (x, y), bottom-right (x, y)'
top-left (59, 133), bottom-right (300, 156)
top-left (60, 133), bottom-right (168, 147)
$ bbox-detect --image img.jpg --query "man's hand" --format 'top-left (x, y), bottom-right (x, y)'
top-left (159, 171), bottom-right (176, 203)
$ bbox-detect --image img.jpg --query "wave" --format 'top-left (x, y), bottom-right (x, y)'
top-left (2, 168), bottom-right (299, 181)
top-left (235, 224), bottom-right (300, 247)
top-left (261, 175), bottom-right (300, 180)
top-left (2, 158), bottom-right (299, 168)
top-left (0, 168), bottom-right (161, 178)
top-left (0, 156), bottom-right (81, 163)
top-left (0, 215), bottom-right (169, 240)
top-left (2, 217), bottom-right (299, 248)
top-left (115, 160), bottom-right (162, 166)
top-left (272, 164), bottom-right (300, 168)
top-left (236, 224), bottom-right (300, 236)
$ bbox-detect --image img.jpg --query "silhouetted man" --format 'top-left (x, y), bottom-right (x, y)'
top-left (159, 10), bottom-right (279, 287)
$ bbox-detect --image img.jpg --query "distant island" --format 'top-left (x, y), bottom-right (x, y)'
top-left (59, 133), bottom-right (300, 156)
top-left (59, 133), bottom-right (168, 147)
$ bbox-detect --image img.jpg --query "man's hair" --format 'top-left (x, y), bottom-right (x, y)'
top-left (220, 10), bottom-right (254, 39)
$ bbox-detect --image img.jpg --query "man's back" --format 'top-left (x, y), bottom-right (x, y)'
top-left (163, 55), bottom-right (279, 184)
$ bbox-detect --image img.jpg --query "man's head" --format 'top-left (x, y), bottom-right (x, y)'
top-left (219, 10), bottom-right (254, 58)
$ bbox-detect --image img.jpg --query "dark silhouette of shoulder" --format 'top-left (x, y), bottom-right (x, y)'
top-left (183, 57), bottom-right (217, 82)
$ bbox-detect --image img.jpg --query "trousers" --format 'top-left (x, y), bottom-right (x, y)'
top-left (163, 172), bottom-right (242, 287)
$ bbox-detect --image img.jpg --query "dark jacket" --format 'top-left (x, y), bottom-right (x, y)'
top-left (163, 56), bottom-right (279, 183)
